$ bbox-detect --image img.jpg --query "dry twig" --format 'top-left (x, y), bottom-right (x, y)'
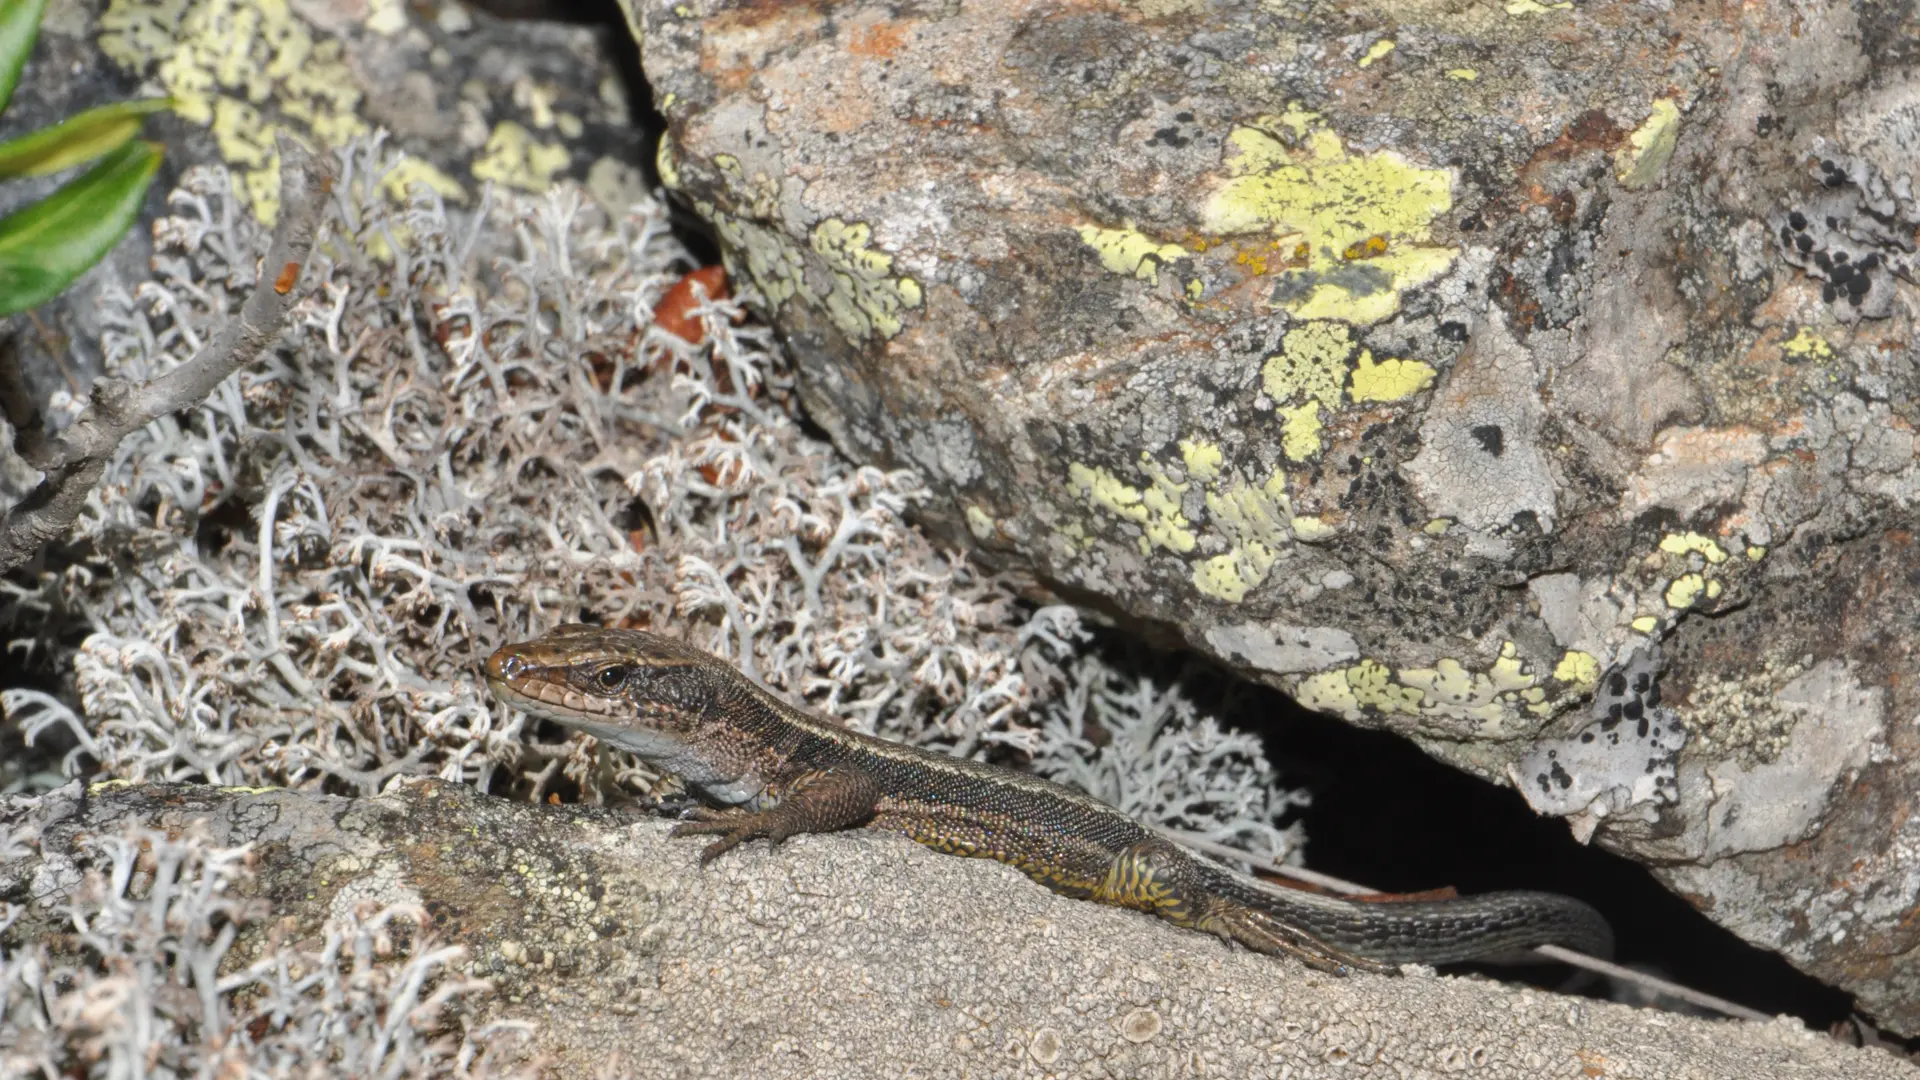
top-left (0, 136), bottom-right (331, 574)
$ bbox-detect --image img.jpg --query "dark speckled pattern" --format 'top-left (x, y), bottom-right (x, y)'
top-left (487, 626), bottom-right (1613, 972)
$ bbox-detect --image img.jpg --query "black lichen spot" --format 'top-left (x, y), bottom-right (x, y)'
top-left (1459, 213), bottom-right (1483, 232)
top-left (1822, 282), bottom-right (1838, 303)
top-left (1849, 274), bottom-right (1871, 298)
top-left (1549, 761), bottom-right (1572, 789)
top-left (1149, 126), bottom-right (1191, 148)
top-left (1174, 110), bottom-right (1194, 122)
top-left (1580, 731), bottom-right (1595, 743)
top-left (1860, 252), bottom-right (1881, 270)
top-left (1469, 424), bottom-right (1505, 456)
top-left (1439, 320), bottom-right (1468, 342)
top-left (1623, 699), bottom-right (1644, 722)
top-left (1608, 672), bottom-right (1628, 697)
top-left (1788, 210), bottom-right (1807, 231)
top-left (1795, 233), bottom-right (1813, 252)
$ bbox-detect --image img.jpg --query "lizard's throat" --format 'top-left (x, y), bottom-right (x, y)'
top-left (486, 676), bottom-right (765, 806)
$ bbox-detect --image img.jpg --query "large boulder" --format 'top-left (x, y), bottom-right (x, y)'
top-left (625, 0), bottom-right (1920, 1033)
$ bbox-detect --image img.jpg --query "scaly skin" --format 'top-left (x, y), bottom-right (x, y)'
top-left (485, 625), bottom-right (1614, 974)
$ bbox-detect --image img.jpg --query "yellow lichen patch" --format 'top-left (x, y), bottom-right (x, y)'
top-left (810, 218), bottom-right (924, 341)
top-left (366, 0), bottom-right (407, 35)
top-left (1068, 463), bottom-right (1147, 523)
top-left (1296, 659), bottom-right (1426, 719)
top-left (1446, 68), bottom-right (1479, 81)
top-left (1349, 350), bottom-right (1437, 402)
top-left (1262, 321), bottom-right (1356, 461)
top-left (1631, 615), bottom-right (1660, 633)
top-left (1358, 40), bottom-right (1394, 68)
top-left (1746, 545), bottom-right (1767, 561)
top-left (1615, 98), bottom-right (1681, 189)
top-left (1666, 572), bottom-right (1706, 609)
top-left (1137, 455), bottom-right (1197, 554)
top-left (656, 138), bottom-right (682, 190)
top-left (1423, 517), bottom-right (1451, 535)
top-left (1290, 514), bottom-right (1336, 542)
top-left (1780, 327), bottom-right (1834, 361)
top-left (474, 121), bottom-right (570, 192)
top-left (1707, 579), bottom-right (1723, 600)
top-left (1194, 468), bottom-right (1295, 601)
top-left (1276, 402), bottom-right (1323, 461)
top-left (1179, 438), bottom-right (1224, 483)
top-left (1068, 459), bottom-right (1193, 555)
top-left (1553, 650), bottom-right (1600, 691)
top-left (1505, 0), bottom-right (1571, 12)
top-left (966, 505), bottom-right (995, 540)
top-left (1659, 531), bottom-right (1729, 564)
top-left (1302, 643), bottom-right (1543, 729)
top-left (1077, 224), bottom-right (1188, 286)
top-left (96, 0), bottom-right (464, 223)
top-left (1205, 106), bottom-right (1456, 324)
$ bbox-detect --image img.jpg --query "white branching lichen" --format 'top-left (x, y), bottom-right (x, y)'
top-left (0, 814), bottom-right (523, 1078)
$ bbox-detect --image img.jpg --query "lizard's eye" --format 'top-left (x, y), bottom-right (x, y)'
top-left (594, 665), bottom-right (629, 691)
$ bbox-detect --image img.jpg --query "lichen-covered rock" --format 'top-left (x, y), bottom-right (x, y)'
top-left (626, 0), bottom-right (1920, 1032)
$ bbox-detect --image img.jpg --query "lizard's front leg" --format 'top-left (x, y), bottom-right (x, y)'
top-left (669, 767), bottom-right (883, 863)
top-left (1092, 837), bottom-right (1394, 976)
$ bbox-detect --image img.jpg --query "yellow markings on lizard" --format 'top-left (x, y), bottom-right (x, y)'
top-left (1205, 103), bottom-right (1455, 324)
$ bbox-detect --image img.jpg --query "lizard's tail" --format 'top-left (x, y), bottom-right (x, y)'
top-left (1202, 865), bottom-right (1615, 966)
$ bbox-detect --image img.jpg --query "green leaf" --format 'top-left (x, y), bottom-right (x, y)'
top-left (0, 0), bottom-right (48, 116)
top-left (0, 97), bottom-right (171, 177)
top-left (0, 138), bottom-right (162, 316)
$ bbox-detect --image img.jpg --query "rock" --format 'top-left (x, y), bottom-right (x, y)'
top-left (624, 0), bottom-right (1920, 1034)
top-left (4, 779), bottom-right (1914, 1079)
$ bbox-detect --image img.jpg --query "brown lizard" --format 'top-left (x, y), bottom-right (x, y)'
top-left (485, 624), bottom-right (1614, 975)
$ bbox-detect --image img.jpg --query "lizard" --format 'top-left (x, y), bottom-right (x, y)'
top-left (484, 624), bottom-right (1615, 975)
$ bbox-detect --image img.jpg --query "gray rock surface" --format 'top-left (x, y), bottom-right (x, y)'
top-left (4, 779), bottom-right (1914, 1079)
top-left (624, 0), bottom-right (1920, 1031)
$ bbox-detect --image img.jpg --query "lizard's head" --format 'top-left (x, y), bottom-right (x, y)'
top-left (484, 625), bottom-right (721, 733)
